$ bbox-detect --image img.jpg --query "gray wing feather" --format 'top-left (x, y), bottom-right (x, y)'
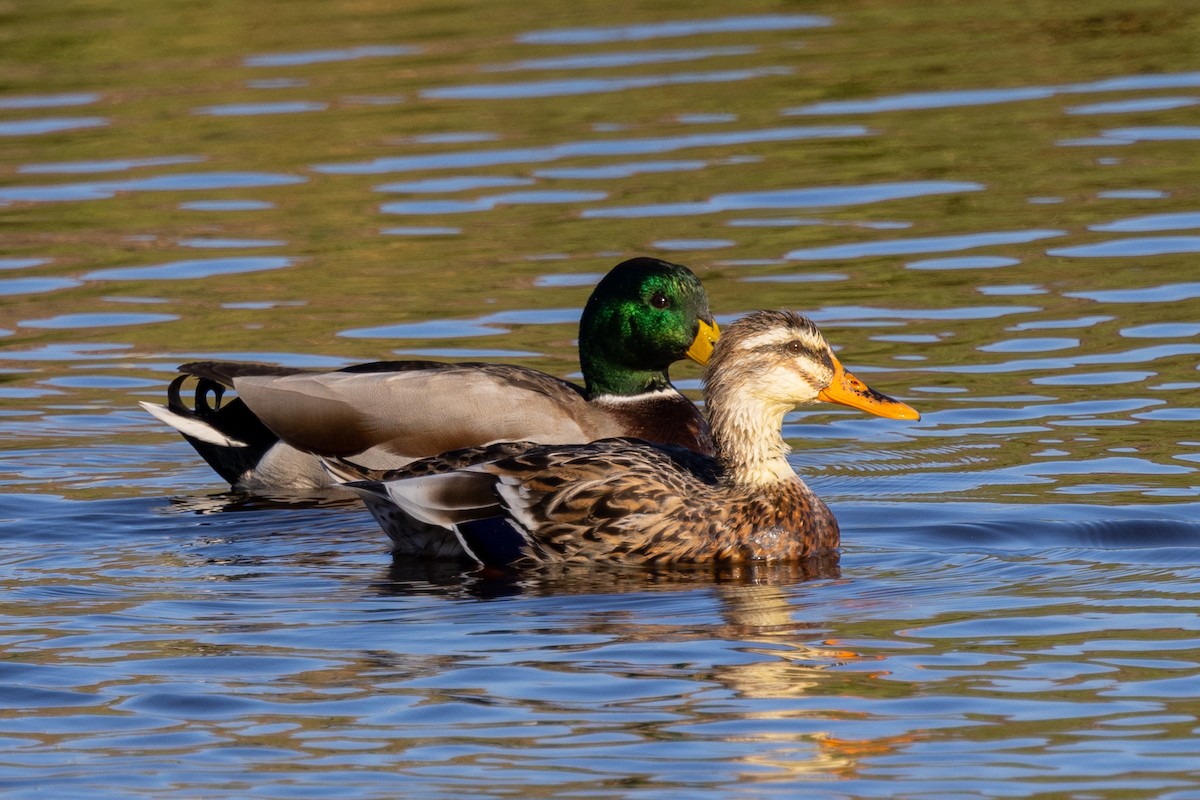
top-left (235, 367), bottom-right (613, 458)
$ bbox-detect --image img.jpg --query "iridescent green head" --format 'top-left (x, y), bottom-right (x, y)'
top-left (578, 257), bottom-right (719, 398)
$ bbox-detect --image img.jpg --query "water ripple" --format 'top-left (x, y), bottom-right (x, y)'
top-left (907, 256), bottom-right (1020, 270)
top-left (0, 117), bottom-right (108, 137)
top-left (180, 200), bottom-right (274, 211)
top-left (20, 313), bottom-right (179, 329)
top-left (83, 257), bottom-right (296, 281)
top-left (1090, 212), bottom-right (1200, 233)
top-left (177, 238), bottom-right (285, 249)
top-left (422, 67), bottom-right (793, 100)
top-left (0, 93), bottom-right (100, 109)
top-left (381, 190), bottom-right (607, 215)
top-left (786, 229), bottom-right (1064, 260)
top-left (341, 308), bottom-right (579, 339)
top-left (19, 156), bottom-right (205, 175)
top-left (194, 102), bottom-right (328, 116)
top-left (376, 176), bottom-right (534, 193)
top-left (1067, 97), bottom-right (1199, 115)
top-left (1120, 323), bottom-right (1200, 338)
top-left (311, 126), bottom-right (868, 174)
top-left (583, 181), bottom-right (979, 219)
top-left (518, 14), bottom-right (832, 45)
top-left (490, 46), bottom-right (757, 72)
top-left (243, 45), bottom-right (418, 67)
top-left (788, 87), bottom-right (1056, 115)
top-left (0, 277), bottom-right (82, 296)
top-left (1098, 127), bottom-right (1200, 143)
top-left (0, 172), bottom-right (305, 204)
top-left (785, 71), bottom-right (1200, 117)
top-left (534, 159), bottom-right (710, 179)
top-left (0, 258), bottom-right (50, 270)
top-left (1066, 282), bottom-right (1200, 303)
top-left (1048, 236), bottom-right (1200, 257)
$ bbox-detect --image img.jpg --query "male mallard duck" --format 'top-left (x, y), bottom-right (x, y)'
top-left (328, 309), bottom-right (919, 565)
top-left (140, 257), bottom-right (720, 491)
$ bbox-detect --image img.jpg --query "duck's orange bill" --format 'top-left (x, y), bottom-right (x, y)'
top-left (817, 356), bottom-right (920, 421)
top-left (685, 318), bottom-right (721, 366)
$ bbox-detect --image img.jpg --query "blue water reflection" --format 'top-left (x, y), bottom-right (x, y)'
top-left (789, 87), bottom-right (1056, 115)
top-left (1067, 97), bottom-right (1199, 115)
top-left (517, 14), bottom-right (831, 44)
top-left (0, 172), bottom-right (304, 203)
top-left (179, 200), bottom-right (274, 211)
top-left (1048, 236), bottom-right (1200, 257)
top-left (194, 102), bottom-right (328, 116)
top-left (423, 67), bottom-right (793, 100)
top-left (1066, 282), bottom-right (1200, 303)
top-left (0, 278), bottom-right (82, 296)
top-left (243, 45), bottom-right (418, 67)
top-left (535, 159), bottom-right (712, 179)
top-left (584, 181), bottom-right (979, 219)
top-left (0, 117), bottom-right (108, 136)
top-left (84, 257), bottom-right (295, 281)
top-left (341, 308), bottom-right (580, 340)
top-left (1091, 212), bottom-right (1200, 232)
top-left (381, 190), bottom-right (607, 215)
top-left (786, 229), bottom-right (1063, 260)
top-left (0, 93), bottom-right (100, 109)
top-left (312, 126), bottom-right (868, 173)
top-left (21, 313), bottom-right (180, 329)
top-left (376, 176), bottom-right (534, 193)
top-left (0, 258), bottom-right (50, 270)
top-left (1098, 127), bottom-right (1200, 142)
top-left (786, 71), bottom-right (1200, 116)
top-left (907, 256), bottom-right (1020, 270)
top-left (490, 46), bottom-right (757, 72)
top-left (19, 156), bottom-right (204, 174)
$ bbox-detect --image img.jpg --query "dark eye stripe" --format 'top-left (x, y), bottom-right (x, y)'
top-left (767, 337), bottom-right (835, 373)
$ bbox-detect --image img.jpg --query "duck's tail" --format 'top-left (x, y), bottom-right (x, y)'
top-left (142, 374), bottom-right (280, 487)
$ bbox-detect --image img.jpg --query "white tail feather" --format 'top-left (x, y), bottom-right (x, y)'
top-left (139, 401), bottom-right (248, 448)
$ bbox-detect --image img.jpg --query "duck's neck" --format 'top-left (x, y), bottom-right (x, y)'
top-left (707, 386), bottom-right (797, 487)
top-left (581, 350), bottom-right (673, 399)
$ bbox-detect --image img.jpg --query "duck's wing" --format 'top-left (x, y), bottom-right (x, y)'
top-left (353, 439), bottom-right (718, 565)
top-left (477, 441), bottom-right (718, 561)
top-left (233, 363), bottom-right (622, 462)
top-left (326, 444), bottom-right (536, 562)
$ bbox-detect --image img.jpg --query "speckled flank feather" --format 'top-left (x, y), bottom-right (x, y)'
top-left (332, 310), bottom-right (918, 566)
top-left (466, 439), bottom-right (837, 564)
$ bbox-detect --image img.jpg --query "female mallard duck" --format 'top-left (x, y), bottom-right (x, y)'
top-left (329, 310), bottom-right (919, 565)
top-left (140, 257), bottom-right (719, 491)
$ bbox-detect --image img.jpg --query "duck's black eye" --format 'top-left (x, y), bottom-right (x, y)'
top-left (649, 291), bottom-right (670, 310)
top-left (785, 340), bottom-right (805, 355)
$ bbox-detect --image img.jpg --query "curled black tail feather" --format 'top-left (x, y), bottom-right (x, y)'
top-left (166, 374), bottom-right (281, 487)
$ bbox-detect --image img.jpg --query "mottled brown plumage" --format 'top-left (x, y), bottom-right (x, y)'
top-left (331, 310), bottom-right (919, 566)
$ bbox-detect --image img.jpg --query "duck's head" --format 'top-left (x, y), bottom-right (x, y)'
top-left (706, 310), bottom-right (919, 421)
top-left (579, 257), bottom-right (720, 397)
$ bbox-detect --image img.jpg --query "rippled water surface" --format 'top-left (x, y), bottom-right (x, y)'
top-left (3, 1), bottom-right (1200, 796)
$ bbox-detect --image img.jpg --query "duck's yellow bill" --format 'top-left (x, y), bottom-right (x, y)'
top-left (817, 356), bottom-right (920, 421)
top-left (685, 318), bottom-right (721, 366)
